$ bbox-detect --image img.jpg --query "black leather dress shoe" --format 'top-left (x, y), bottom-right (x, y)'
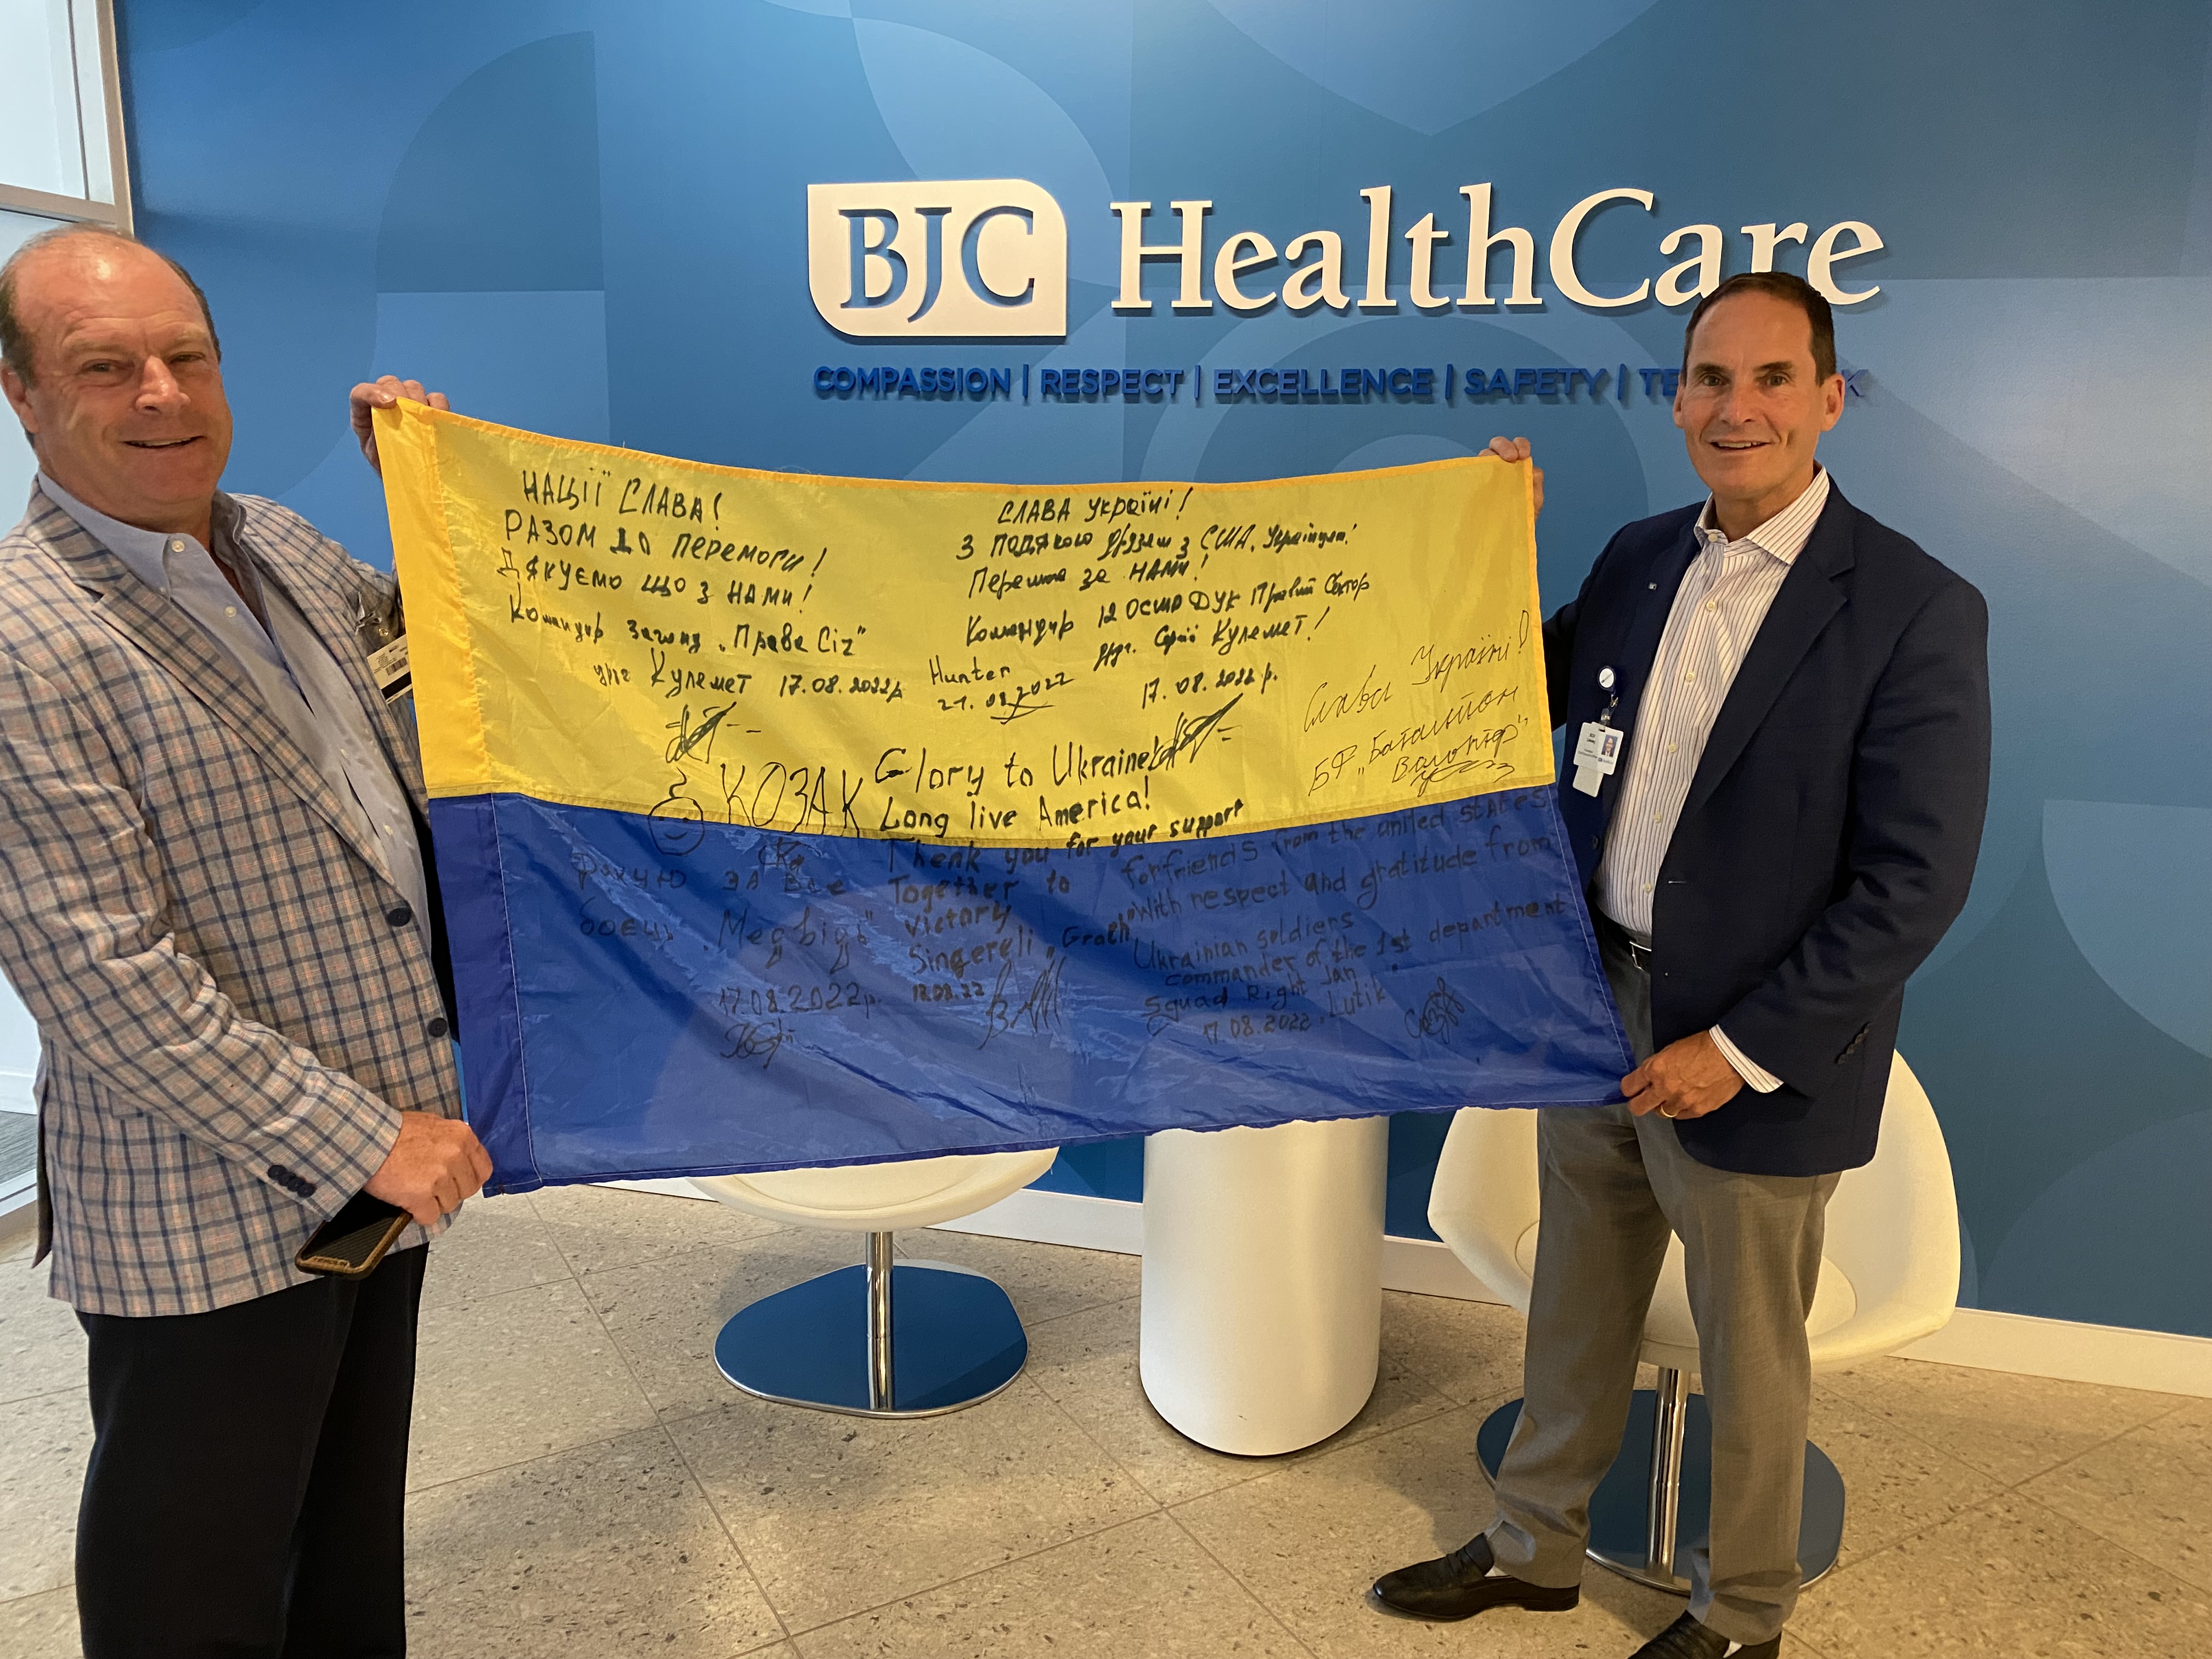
top-left (1368, 1532), bottom-right (1580, 1621)
top-left (1628, 1610), bottom-right (1781, 1658)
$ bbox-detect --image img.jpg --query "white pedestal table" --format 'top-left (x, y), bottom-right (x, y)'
top-left (1139, 1115), bottom-right (1390, 1455)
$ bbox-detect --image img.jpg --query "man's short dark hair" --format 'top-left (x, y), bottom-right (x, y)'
top-left (0, 223), bottom-right (221, 387)
top-left (1681, 270), bottom-right (1835, 385)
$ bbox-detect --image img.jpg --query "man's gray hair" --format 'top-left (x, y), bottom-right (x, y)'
top-left (0, 223), bottom-right (221, 386)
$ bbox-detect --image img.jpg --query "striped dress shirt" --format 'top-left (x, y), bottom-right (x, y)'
top-left (1595, 467), bottom-right (1833, 1091)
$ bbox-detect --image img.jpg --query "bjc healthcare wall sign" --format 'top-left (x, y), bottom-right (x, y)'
top-left (808, 177), bottom-right (1886, 341)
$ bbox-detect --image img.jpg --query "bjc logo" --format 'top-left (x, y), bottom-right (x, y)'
top-left (807, 180), bottom-right (1067, 340)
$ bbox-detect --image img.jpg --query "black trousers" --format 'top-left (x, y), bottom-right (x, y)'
top-left (75, 1246), bottom-right (426, 1659)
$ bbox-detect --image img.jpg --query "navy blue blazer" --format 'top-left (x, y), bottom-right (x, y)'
top-left (1546, 484), bottom-right (1990, 1176)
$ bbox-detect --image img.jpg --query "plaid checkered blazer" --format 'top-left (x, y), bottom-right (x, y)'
top-left (0, 489), bottom-right (464, 1316)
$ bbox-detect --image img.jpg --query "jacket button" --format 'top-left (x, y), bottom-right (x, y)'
top-left (426, 1016), bottom-right (450, 1039)
top-left (386, 904), bottom-right (414, 927)
top-left (268, 1164), bottom-right (297, 1189)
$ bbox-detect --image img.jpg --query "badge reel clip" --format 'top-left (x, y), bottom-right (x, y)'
top-left (1571, 665), bottom-right (1622, 798)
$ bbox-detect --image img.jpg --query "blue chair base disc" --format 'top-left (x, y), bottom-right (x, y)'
top-left (1477, 1390), bottom-right (1845, 1593)
top-left (713, 1261), bottom-right (1027, 1418)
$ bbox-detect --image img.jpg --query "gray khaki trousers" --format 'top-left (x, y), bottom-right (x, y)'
top-left (1483, 927), bottom-right (1839, 1645)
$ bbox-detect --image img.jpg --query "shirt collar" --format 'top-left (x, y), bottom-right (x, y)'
top-left (1694, 465), bottom-right (1831, 566)
top-left (38, 473), bottom-right (247, 595)
top-left (38, 472), bottom-right (191, 592)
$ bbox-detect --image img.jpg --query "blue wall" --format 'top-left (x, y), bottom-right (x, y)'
top-left (113, 0), bottom-right (2212, 1336)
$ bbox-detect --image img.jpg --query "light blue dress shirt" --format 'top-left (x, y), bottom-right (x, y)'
top-left (38, 474), bottom-right (431, 929)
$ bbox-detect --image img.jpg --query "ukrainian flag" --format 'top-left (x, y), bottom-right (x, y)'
top-left (379, 404), bottom-right (1629, 1192)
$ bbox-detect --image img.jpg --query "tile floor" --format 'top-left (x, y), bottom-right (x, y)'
top-left (2, 1187), bottom-right (2207, 1657)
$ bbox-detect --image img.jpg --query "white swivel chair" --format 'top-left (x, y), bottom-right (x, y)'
top-left (693, 1147), bottom-right (1058, 1418)
top-left (1427, 1053), bottom-right (1959, 1590)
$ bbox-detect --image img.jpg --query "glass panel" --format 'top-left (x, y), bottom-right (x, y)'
top-left (0, 973), bottom-right (35, 1122)
top-left (0, 0), bottom-right (87, 199)
top-left (70, 0), bottom-right (113, 205)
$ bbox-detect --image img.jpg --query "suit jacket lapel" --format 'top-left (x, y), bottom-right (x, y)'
top-left (31, 498), bottom-right (388, 868)
top-left (1680, 491), bottom-right (1857, 822)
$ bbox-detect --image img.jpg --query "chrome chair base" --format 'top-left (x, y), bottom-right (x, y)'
top-left (712, 1247), bottom-right (1027, 1419)
top-left (1476, 1386), bottom-right (1846, 1594)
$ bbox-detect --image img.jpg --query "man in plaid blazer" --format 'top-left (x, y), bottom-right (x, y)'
top-left (0, 225), bottom-right (490, 1656)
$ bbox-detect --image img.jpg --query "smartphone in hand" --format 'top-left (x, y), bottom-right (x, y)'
top-left (295, 1190), bottom-right (410, 1278)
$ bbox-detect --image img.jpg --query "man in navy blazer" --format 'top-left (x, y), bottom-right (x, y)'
top-left (1374, 273), bottom-right (1990, 1658)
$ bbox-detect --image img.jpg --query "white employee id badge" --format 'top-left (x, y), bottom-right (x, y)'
top-left (369, 633), bottom-right (411, 703)
top-left (358, 587), bottom-right (411, 704)
top-left (1571, 720), bottom-right (1623, 796)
